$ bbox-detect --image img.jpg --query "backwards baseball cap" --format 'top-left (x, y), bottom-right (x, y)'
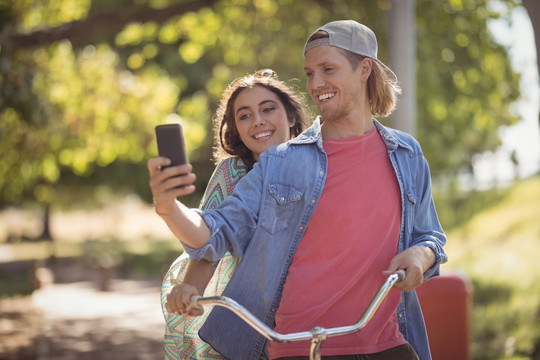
top-left (303, 20), bottom-right (397, 82)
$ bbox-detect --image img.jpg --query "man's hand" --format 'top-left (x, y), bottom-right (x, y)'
top-left (147, 157), bottom-right (196, 216)
top-left (165, 283), bottom-right (204, 317)
top-left (147, 157), bottom-right (211, 249)
top-left (384, 246), bottom-right (436, 292)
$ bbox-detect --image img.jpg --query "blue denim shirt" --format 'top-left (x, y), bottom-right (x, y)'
top-left (183, 117), bottom-right (448, 360)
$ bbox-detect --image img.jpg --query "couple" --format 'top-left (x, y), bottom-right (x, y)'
top-left (148, 20), bottom-right (448, 360)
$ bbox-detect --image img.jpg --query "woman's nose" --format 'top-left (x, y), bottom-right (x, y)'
top-left (253, 113), bottom-right (265, 126)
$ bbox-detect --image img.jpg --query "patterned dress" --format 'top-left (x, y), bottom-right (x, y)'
top-left (161, 157), bottom-right (248, 359)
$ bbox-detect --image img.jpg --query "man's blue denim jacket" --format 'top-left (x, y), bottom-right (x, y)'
top-left (183, 117), bottom-right (448, 360)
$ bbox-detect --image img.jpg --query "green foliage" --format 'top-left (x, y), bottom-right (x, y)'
top-left (0, 41), bottom-right (179, 206)
top-left (0, 272), bottom-right (33, 298)
top-left (0, 238), bottom-right (180, 298)
top-left (433, 185), bottom-right (510, 231)
top-left (0, 0), bottom-right (525, 211)
top-left (445, 175), bottom-right (540, 359)
top-left (416, 0), bottom-right (521, 172)
top-left (18, 0), bottom-right (91, 29)
top-left (80, 237), bottom-right (180, 278)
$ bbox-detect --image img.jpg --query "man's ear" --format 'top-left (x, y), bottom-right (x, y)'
top-left (360, 58), bottom-right (373, 82)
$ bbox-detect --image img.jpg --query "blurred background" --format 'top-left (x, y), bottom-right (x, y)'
top-left (0, 0), bottom-right (539, 359)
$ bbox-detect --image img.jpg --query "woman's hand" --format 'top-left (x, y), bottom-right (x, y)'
top-left (165, 283), bottom-right (204, 316)
top-left (147, 157), bottom-right (197, 216)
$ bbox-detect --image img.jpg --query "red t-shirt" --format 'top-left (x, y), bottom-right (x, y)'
top-left (269, 127), bottom-right (406, 358)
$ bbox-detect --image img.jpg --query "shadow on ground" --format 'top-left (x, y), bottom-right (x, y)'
top-left (0, 260), bottom-right (165, 360)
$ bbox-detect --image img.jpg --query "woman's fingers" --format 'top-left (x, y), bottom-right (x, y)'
top-left (165, 283), bottom-right (204, 316)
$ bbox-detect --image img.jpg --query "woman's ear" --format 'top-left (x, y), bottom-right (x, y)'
top-left (288, 115), bottom-right (296, 127)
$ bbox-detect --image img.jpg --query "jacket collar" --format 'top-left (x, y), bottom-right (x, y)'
top-left (289, 116), bottom-right (323, 145)
top-left (373, 119), bottom-right (414, 153)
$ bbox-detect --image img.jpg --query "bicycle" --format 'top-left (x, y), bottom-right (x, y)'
top-left (188, 270), bottom-right (406, 360)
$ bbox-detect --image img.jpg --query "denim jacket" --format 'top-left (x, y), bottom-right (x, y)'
top-left (183, 117), bottom-right (448, 360)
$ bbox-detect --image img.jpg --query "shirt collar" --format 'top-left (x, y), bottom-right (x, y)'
top-left (290, 116), bottom-right (414, 154)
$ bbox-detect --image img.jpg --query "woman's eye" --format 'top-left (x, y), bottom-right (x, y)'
top-left (263, 106), bottom-right (275, 113)
top-left (239, 113), bottom-right (250, 120)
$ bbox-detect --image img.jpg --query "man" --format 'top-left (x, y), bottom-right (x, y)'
top-left (148, 20), bottom-right (447, 360)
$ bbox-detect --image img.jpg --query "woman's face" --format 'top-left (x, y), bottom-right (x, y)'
top-left (233, 85), bottom-right (292, 161)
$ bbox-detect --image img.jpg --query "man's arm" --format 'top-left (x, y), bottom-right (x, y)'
top-left (147, 157), bottom-right (211, 249)
top-left (386, 151), bottom-right (447, 291)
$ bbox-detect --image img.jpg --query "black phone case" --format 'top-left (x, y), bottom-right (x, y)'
top-left (155, 124), bottom-right (188, 167)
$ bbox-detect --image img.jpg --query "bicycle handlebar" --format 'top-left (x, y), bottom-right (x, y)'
top-left (188, 269), bottom-right (406, 345)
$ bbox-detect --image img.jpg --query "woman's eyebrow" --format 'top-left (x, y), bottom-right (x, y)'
top-left (235, 106), bottom-right (250, 116)
top-left (258, 99), bottom-right (277, 107)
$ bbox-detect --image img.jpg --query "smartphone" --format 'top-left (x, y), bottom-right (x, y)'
top-left (155, 123), bottom-right (188, 167)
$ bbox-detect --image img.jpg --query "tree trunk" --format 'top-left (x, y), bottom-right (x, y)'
top-left (522, 0), bottom-right (540, 77)
top-left (522, 0), bottom-right (540, 171)
top-left (8, 0), bottom-right (220, 50)
top-left (38, 203), bottom-right (52, 241)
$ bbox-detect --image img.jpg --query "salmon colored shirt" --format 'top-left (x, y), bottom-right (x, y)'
top-left (269, 127), bottom-right (406, 358)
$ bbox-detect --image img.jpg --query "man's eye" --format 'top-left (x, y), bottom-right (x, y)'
top-left (305, 72), bottom-right (313, 78)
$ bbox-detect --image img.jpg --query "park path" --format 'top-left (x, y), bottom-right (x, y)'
top-left (32, 279), bottom-right (166, 360)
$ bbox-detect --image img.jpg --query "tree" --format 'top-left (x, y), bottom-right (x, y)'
top-left (0, 0), bottom-right (219, 213)
top-left (0, 0), bottom-right (524, 223)
top-left (416, 0), bottom-right (521, 175)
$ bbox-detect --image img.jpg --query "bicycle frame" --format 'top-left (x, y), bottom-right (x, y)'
top-left (189, 270), bottom-right (405, 360)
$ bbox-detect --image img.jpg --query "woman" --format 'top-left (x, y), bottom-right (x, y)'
top-left (153, 69), bottom-right (310, 360)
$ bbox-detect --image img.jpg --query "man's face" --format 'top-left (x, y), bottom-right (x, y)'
top-left (303, 45), bottom-right (365, 122)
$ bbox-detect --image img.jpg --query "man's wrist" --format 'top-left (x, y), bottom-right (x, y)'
top-left (422, 245), bottom-right (437, 272)
top-left (154, 200), bottom-right (180, 217)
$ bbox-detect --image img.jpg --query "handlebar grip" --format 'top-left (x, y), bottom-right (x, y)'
top-left (395, 269), bottom-right (406, 281)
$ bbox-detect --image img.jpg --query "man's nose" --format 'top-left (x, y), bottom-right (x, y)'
top-left (311, 72), bottom-right (325, 89)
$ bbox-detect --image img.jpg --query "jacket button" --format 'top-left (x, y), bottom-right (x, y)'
top-left (311, 199), bottom-right (316, 204)
top-left (299, 226), bottom-right (304, 231)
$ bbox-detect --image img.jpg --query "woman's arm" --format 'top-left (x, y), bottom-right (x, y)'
top-left (147, 157), bottom-right (211, 248)
top-left (165, 258), bottom-right (216, 316)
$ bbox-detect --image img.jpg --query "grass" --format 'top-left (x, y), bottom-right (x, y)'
top-left (443, 175), bottom-right (540, 359)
